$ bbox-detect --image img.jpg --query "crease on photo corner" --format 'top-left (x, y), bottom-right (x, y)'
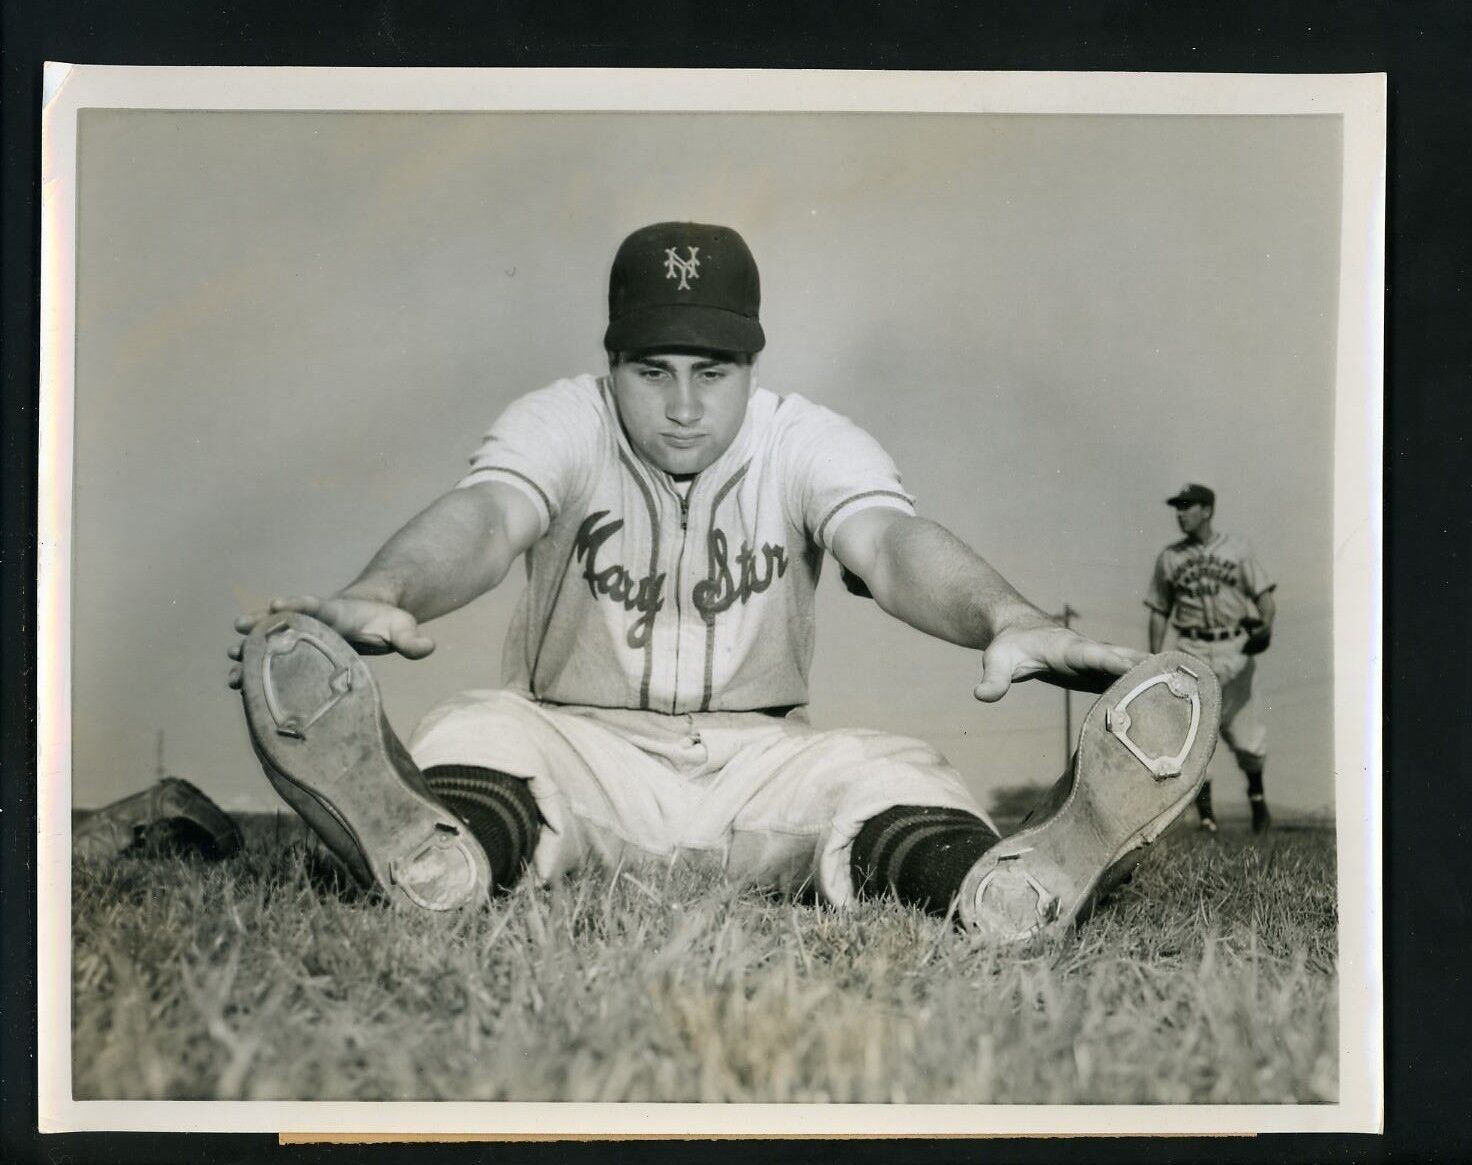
top-left (43, 61), bottom-right (77, 109)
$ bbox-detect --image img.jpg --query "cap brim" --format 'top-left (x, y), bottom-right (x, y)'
top-left (604, 304), bottom-right (765, 356)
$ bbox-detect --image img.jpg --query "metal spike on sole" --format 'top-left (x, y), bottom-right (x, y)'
top-left (261, 622), bottom-right (357, 740)
top-left (1106, 665), bottom-right (1201, 779)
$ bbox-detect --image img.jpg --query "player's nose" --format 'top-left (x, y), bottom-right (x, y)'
top-left (665, 377), bottom-right (702, 425)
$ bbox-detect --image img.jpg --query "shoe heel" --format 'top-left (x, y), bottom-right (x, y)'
top-left (963, 851), bottom-right (1068, 944)
top-left (389, 824), bottom-right (484, 911)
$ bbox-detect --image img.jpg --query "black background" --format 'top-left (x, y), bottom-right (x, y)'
top-left (3, 2), bottom-right (1467, 1162)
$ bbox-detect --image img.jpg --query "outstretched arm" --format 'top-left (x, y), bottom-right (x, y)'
top-left (1255, 589), bottom-right (1277, 631)
top-left (1148, 610), bottom-right (1168, 653)
top-left (230, 482), bottom-right (542, 670)
top-left (333, 482), bottom-right (541, 623)
top-left (830, 508), bottom-right (1143, 702)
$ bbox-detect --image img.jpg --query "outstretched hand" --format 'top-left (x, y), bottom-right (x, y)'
top-left (973, 624), bottom-right (1144, 703)
top-left (227, 594), bottom-right (435, 689)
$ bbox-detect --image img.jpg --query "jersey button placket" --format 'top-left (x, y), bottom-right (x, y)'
top-left (667, 482), bottom-right (698, 714)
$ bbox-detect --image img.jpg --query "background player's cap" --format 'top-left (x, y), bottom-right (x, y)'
top-left (1166, 482), bottom-right (1216, 508)
top-left (604, 222), bottom-right (766, 356)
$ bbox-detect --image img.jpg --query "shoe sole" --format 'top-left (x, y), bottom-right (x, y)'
top-left (960, 651), bottom-right (1221, 943)
top-left (238, 612), bottom-right (490, 911)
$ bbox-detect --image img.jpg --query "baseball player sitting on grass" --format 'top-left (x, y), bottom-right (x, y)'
top-left (1146, 483), bottom-right (1276, 834)
top-left (223, 222), bottom-right (1223, 944)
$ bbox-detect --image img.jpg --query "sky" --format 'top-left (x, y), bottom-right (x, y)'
top-left (70, 109), bottom-right (1343, 817)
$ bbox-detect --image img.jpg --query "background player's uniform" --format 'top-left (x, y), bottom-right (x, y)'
top-left (409, 374), bottom-right (988, 903)
top-left (1144, 532), bottom-right (1274, 788)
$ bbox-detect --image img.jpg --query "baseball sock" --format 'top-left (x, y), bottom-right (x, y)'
top-left (1243, 761), bottom-right (1271, 830)
top-left (422, 765), bottom-right (542, 893)
top-left (1195, 782), bottom-right (1215, 820)
top-left (850, 804), bottom-right (1000, 915)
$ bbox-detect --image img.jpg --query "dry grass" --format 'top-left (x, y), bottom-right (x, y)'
top-left (72, 815), bottom-right (1337, 1103)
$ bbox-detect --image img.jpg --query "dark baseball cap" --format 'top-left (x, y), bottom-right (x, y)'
top-left (604, 222), bottom-right (765, 356)
top-left (1166, 482), bottom-right (1216, 508)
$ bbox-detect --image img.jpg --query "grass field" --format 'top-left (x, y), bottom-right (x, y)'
top-left (72, 813), bottom-right (1338, 1104)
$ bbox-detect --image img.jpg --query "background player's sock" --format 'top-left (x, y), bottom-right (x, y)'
top-left (850, 804), bottom-right (1000, 915)
top-left (1243, 762), bottom-right (1271, 832)
top-left (1194, 782), bottom-right (1217, 831)
top-left (423, 765), bottom-right (542, 893)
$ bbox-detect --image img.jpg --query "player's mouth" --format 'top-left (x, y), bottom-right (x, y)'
top-left (660, 432), bottom-right (706, 448)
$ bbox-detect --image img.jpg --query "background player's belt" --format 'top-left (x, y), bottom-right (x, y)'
top-left (1176, 626), bottom-right (1236, 642)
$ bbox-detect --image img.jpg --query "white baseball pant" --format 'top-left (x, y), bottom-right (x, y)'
top-left (1179, 635), bottom-right (1267, 762)
top-left (407, 690), bottom-right (991, 906)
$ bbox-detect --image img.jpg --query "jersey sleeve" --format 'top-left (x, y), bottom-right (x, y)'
top-left (1236, 539), bottom-right (1276, 599)
top-left (456, 379), bottom-right (600, 534)
top-left (1143, 552), bottom-right (1174, 615)
top-left (776, 396), bottom-right (916, 550)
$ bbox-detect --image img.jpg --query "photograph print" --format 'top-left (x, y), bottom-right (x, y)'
top-left (38, 67), bottom-right (1383, 1136)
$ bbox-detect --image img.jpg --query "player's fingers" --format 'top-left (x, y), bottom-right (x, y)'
top-left (1065, 638), bottom-right (1142, 677)
top-left (1031, 639), bottom-right (1143, 694)
top-left (972, 642), bottom-right (1020, 703)
top-left (269, 594), bottom-right (323, 615)
top-left (227, 665), bottom-right (242, 689)
top-left (385, 612), bottom-right (435, 660)
top-left (233, 610), bottom-right (271, 634)
top-left (394, 632), bottom-right (437, 660)
top-left (227, 642), bottom-right (243, 661)
top-left (1036, 641), bottom-right (1121, 693)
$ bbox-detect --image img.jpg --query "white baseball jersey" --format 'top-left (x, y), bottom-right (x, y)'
top-left (1144, 532), bottom-right (1275, 633)
top-left (456, 375), bottom-right (915, 714)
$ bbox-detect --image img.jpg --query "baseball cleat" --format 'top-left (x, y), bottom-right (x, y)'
top-left (238, 611), bottom-right (491, 911)
top-left (73, 776), bottom-right (244, 861)
top-left (958, 651), bottom-right (1221, 944)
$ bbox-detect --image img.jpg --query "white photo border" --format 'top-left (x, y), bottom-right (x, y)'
top-left (37, 64), bottom-right (1384, 1137)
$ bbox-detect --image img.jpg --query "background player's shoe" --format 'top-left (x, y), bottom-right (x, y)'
top-left (74, 777), bottom-right (243, 861)
top-left (1194, 783), bottom-right (1217, 834)
top-left (1250, 794), bottom-right (1272, 834)
top-left (238, 611), bottom-right (491, 912)
top-left (958, 651), bottom-right (1221, 944)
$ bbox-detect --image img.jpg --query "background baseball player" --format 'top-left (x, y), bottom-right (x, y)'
top-left (228, 222), bottom-right (1220, 942)
top-left (1146, 483), bottom-right (1276, 833)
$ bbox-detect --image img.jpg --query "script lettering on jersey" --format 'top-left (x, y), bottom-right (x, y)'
top-left (1171, 553), bottom-right (1241, 598)
top-left (574, 511), bottom-right (666, 649)
top-left (692, 528), bottom-right (789, 621)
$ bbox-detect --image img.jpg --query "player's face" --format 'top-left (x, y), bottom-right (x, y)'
top-left (610, 352), bottom-right (755, 475)
top-left (1174, 502), bottom-right (1210, 536)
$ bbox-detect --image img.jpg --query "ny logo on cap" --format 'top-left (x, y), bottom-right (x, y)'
top-left (663, 246), bottom-right (700, 291)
